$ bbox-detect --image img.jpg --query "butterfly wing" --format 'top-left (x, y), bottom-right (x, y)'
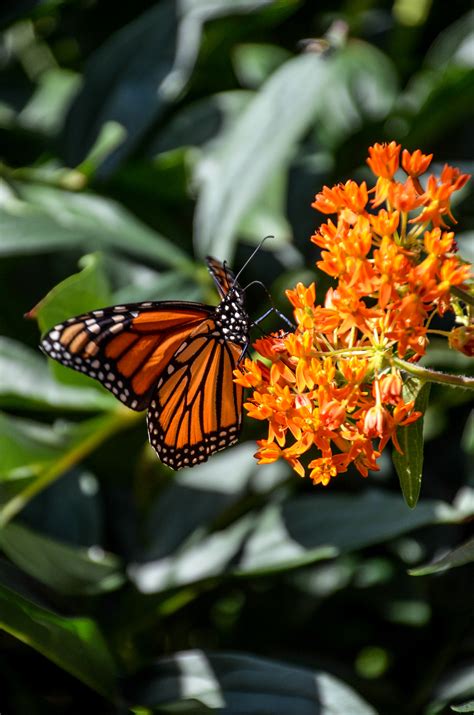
top-left (40, 301), bottom-right (214, 410)
top-left (206, 256), bottom-right (236, 299)
top-left (147, 318), bottom-right (244, 469)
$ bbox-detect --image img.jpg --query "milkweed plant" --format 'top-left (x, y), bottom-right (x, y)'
top-left (235, 142), bottom-right (473, 504)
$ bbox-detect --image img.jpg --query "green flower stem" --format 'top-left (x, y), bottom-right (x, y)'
top-left (0, 409), bottom-right (142, 528)
top-left (393, 356), bottom-right (474, 390)
top-left (451, 284), bottom-right (474, 307)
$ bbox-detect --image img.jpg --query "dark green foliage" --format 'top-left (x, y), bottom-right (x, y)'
top-left (0, 2), bottom-right (473, 714)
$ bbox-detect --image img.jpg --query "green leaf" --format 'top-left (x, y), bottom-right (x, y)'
top-left (1, 183), bottom-right (190, 269)
top-left (0, 561), bottom-right (118, 699)
top-left (17, 67), bottom-right (81, 136)
top-left (314, 40), bottom-right (398, 149)
top-left (425, 10), bottom-right (474, 69)
top-left (0, 338), bottom-right (116, 412)
top-left (398, 66), bottom-right (474, 147)
top-left (236, 489), bottom-right (463, 576)
top-left (31, 252), bottom-right (112, 387)
top-left (62, 0), bottom-right (279, 173)
top-left (0, 522), bottom-right (124, 595)
top-left (149, 90), bottom-right (253, 155)
top-left (129, 485), bottom-right (467, 592)
top-left (233, 43), bottom-right (292, 88)
top-left (0, 412), bottom-right (65, 482)
top-left (125, 650), bottom-right (378, 714)
top-left (409, 537), bottom-right (474, 576)
top-left (451, 701), bottom-right (474, 713)
top-left (193, 53), bottom-right (331, 260)
top-left (0, 411), bottom-right (138, 527)
top-left (393, 380), bottom-right (431, 508)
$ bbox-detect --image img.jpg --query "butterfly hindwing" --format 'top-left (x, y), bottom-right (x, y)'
top-left (147, 318), bottom-right (245, 469)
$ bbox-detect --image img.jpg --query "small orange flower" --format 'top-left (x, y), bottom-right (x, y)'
top-left (367, 141), bottom-right (401, 179)
top-left (402, 148), bottom-right (433, 177)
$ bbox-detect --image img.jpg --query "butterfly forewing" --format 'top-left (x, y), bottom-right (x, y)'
top-left (40, 301), bottom-right (213, 410)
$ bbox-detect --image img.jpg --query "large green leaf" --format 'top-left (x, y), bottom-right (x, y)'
top-left (0, 412), bottom-right (65, 481)
top-left (232, 43), bottom-right (292, 88)
top-left (0, 560), bottom-right (118, 699)
top-left (33, 253), bottom-right (111, 333)
top-left (31, 252), bottom-right (112, 387)
top-left (193, 53), bottom-right (331, 260)
top-left (236, 490), bottom-right (465, 575)
top-left (1, 183), bottom-right (190, 268)
top-left (61, 0), bottom-right (280, 173)
top-left (313, 40), bottom-right (398, 149)
top-left (0, 337), bottom-right (116, 412)
top-left (0, 521), bottom-right (124, 595)
top-left (128, 486), bottom-right (469, 593)
top-left (0, 411), bottom-right (138, 526)
top-left (125, 650), bottom-right (378, 714)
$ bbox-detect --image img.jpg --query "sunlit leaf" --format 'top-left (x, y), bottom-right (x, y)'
top-left (193, 53), bottom-right (331, 260)
top-left (29, 252), bottom-right (112, 387)
top-left (237, 489), bottom-right (462, 575)
top-left (233, 43), bottom-right (292, 88)
top-left (125, 650), bottom-right (377, 714)
top-left (451, 701), bottom-right (474, 713)
top-left (314, 40), bottom-right (398, 149)
top-left (0, 411), bottom-right (138, 527)
top-left (17, 67), bottom-right (81, 136)
top-left (1, 183), bottom-right (189, 269)
top-left (0, 338), bottom-right (116, 412)
top-left (0, 521), bottom-right (124, 594)
top-left (62, 0), bottom-right (280, 174)
top-left (0, 560), bottom-right (118, 698)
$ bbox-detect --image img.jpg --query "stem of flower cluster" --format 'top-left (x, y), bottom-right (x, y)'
top-left (393, 356), bottom-right (474, 390)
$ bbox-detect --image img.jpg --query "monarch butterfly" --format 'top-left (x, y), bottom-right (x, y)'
top-left (40, 257), bottom-right (254, 470)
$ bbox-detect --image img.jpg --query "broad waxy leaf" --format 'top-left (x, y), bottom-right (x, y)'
top-left (0, 411), bottom-right (139, 526)
top-left (62, 0), bottom-right (280, 174)
top-left (193, 53), bottom-right (331, 260)
top-left (2, 183), bottom-right (190, 269)
top-left (128, 487), bottom-right (467, 593)
top-left (31, 252), bottom-right (112, 388)
top-left (0, 338), bottom-right (116, 412)
top-left (0, 522), bottom-right (124, 595)
top-left (237, 489), bottom-right (461, 575)
top-left (125, 650), bottom-right (378, 714)
top-left (0, 561), bottom-right (118, 699)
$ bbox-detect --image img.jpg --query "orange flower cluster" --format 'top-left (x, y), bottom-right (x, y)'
top-left (235, 142), bottom-right (472, 485)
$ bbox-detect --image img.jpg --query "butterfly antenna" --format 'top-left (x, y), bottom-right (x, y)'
top-left (233, 235), bottom-right (274, 284)
top-left (244, 279), bottom-right (295, 329)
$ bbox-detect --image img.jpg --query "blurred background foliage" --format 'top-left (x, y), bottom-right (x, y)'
top-left (0, 1), bottom-right (473, 713)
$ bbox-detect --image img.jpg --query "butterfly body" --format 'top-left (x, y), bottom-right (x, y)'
top-left (40, 258), bottom-right (249, 469)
